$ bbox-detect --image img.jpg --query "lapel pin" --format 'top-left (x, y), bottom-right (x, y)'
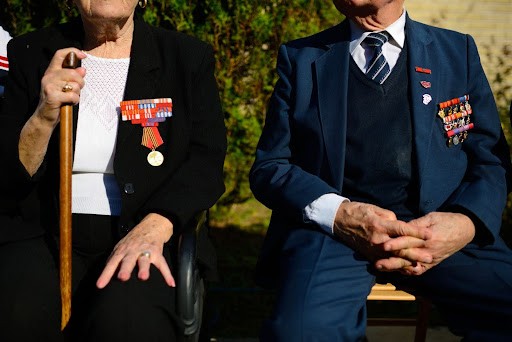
top-left (420, 81), bottom-right (431, 89)
top-left (415, 66), bottom-right (432, 74)
top-left (422, 94), bottom-right (432, 105)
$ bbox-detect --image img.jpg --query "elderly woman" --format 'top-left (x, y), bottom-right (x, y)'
top-left (0, 0), bottom-right (226, 341)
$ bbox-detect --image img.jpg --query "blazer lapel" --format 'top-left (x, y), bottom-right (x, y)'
top-left (314, 22), bottom-right (351, 189)
top-left (405, 17), bottom-right (438, 203)
top-left (116, 20), bottom-right (162, 147)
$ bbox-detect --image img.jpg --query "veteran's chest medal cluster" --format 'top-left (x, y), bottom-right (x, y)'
top-left (437, 95), bottom-right (474, 147)
top-left (120, 98), bottom-right (173, 166)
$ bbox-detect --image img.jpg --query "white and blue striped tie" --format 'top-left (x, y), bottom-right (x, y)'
top-left (364, 31), bottom-right (391, 84)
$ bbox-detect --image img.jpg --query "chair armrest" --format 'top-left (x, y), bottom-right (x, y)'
top-left (177, 210), bottom-right (207, 337)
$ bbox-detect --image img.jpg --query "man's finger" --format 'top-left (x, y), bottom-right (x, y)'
top-left (401, 263), bottom-right (428, 276)
top-left (372, 205), bottom-right (397, 221)
top-left (382, 236), bottom-right (427, 251)
top-left (375, 256), bottom-right (414, 272)
top-left (381, 220), bottom-right (431, 240)
top-left (393, 247), bottom-right (433, 264)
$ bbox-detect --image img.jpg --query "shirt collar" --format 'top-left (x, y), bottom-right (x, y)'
top-left (349, 9), bottom-right (406, 54)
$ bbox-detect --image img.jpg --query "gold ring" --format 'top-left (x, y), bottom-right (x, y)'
top-left (62, 83), bottom-right (73, 92)
top-left (139, 251), bottom-right (151, 259)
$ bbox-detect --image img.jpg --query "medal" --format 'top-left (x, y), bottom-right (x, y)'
top-left (147, 150), bottom-right (164, 166)
top-left (452, 135), bottom-right (460, 146)
top-left (437, 95), bottom-right (473, 147)
top-left (142, 126), bottom-right (165, 166)
top-left (120, 98), bottom-right (173, 166)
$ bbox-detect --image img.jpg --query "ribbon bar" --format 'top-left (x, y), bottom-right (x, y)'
top-left (446, 123), bottom-right (474, 137)
top-left (439, 95), bottom-right (469, 109)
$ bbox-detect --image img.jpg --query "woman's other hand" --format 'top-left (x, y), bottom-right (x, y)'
top-left (96, 213), bottom-right (176, 289)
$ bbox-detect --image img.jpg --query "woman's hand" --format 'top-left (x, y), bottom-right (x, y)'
top-left (35, 48), bottom-right (87, 126)
top-left (96, 213), bottom-right (176, 289)
top-left (35, 48), bottom-right (86, 125)
top-left (19, 48), bottom-right (87, 175)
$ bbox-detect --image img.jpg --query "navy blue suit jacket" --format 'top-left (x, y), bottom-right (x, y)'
top-left (250, 17), bottom-right (509, 287)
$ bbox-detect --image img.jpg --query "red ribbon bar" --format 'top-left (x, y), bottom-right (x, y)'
top-left (446, 123), bottom-right (474, 137)
top-left (439, 95), bottom-right (469, 109)
top-left (415, 66), bottom-right (431, 74)
top-left (443, 111), bottom-right (468, 123)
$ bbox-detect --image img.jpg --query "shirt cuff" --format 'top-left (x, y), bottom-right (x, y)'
top-left (304, 193), bottom-right (349, 235)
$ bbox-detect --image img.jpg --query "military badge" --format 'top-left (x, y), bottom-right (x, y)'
top-left (120, 98), bottom-right (173, 166)
top-left (437, 95), bottom-right (473, 147)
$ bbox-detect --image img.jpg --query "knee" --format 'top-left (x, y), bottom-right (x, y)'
top-left (0, 241), bottom-right (60, 338)
top-left (80, 278), bottom-right (177, 341)
top-left (261, 297), bottom-right (367, 342)
top-left (0, 283), bottom-right (61, 341)
top-left (260, 315), bottom-right (303, 342)
top-left (261, 314), bottom-right (366, 342)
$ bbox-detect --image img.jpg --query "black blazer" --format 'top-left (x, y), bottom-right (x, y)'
top-left (0, 18), bottom-right (227, 256)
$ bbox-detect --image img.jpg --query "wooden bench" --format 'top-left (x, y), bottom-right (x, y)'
top-left (367, 283), bottom-right (431, 342)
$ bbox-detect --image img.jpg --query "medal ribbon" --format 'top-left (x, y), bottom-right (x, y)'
top-left (439, 95), bottom-right (469, 109)
top-left (141, 126), bottom-right (164, 150)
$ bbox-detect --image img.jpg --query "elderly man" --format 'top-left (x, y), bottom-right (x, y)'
top-left (250, 0), bottom-right (512, 341)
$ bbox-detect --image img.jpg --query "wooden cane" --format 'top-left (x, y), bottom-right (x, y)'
top-left (60, 51), bottom-right (78, 330)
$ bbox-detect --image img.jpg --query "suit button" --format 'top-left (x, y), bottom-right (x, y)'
top-left (124, 183), bottom-right (135, 194)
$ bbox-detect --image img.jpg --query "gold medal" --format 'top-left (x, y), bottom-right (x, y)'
top-left (147, 150), bottom-right (164, 166)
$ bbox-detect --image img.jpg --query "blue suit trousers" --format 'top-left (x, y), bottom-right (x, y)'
top-left (260, 228), bottom-right (512, 342)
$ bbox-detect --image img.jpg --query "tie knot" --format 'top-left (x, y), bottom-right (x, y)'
top-left (364, 31), bottom-right (390, 48)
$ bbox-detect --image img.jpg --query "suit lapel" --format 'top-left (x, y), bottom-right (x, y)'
top-left (405, 17), bottom-right (437, 201)
top-left (314, 22), bottom-right (351, 189)
top-left (116, 20), bottom-right (162, 148)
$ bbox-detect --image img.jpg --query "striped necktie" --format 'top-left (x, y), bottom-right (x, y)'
top-left (364, 31), bottom-right (391, 84)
